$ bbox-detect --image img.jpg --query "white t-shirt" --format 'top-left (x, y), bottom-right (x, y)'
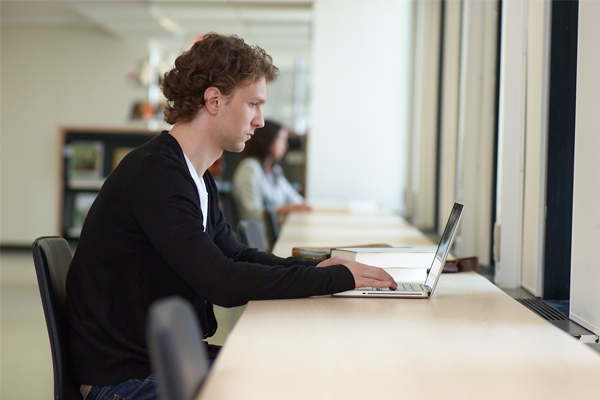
top-left (184, 154), bottom-right (209, 231)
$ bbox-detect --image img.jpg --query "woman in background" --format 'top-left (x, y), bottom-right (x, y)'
top-left (232, 120), bottom-right (311, 222)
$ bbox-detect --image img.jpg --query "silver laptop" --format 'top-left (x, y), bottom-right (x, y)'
top-left (333, 202), bottom-right (464, 298)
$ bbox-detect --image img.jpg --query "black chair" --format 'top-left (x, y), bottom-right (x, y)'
top-left (237, 219), bottom-right (268, 252)
top-left (220, 190), bottom-right (241, 238)
top-left (147, 296), bottom-right (210, 400)
top-left (264, 206), bottom-right (280, 251)
top-left (32, 236), bottom-right (83, 400)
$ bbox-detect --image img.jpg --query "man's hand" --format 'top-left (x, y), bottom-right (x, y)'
top-left (315, 255), bottom-right (352, 268)
top-left (316, 257), bottom-right (397, 290)
top-left (343, 261), bottom-right (398, 290)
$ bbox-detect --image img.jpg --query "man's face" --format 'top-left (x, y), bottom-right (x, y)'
top-left (216, 78), bottom-right (267, 153)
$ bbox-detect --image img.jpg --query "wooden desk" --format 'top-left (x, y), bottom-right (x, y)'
top-left (198, 211), bottom-right (600, 399)
top-left (274, 209), bottom-right (437, 255)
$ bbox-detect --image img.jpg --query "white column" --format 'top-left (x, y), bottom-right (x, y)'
top-left (495, 0), bottom-right (528, 288)
top-left (454, 0), bottom-right (498, 260)
top-left (307, 0), bottom-right (412, 212)
top-left (570, 0), bottom-right (600, 336)
top-left (520, 0), bottom-right (552, 296)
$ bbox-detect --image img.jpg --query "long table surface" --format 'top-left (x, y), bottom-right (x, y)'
top-left (198, 209), bottom-right (600, 399)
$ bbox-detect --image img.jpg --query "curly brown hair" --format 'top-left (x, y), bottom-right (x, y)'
top-left (162, 32), bottom-right (279, 125)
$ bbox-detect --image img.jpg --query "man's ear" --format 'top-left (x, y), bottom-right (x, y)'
top-left (204, 87), bottom-right (221, 115)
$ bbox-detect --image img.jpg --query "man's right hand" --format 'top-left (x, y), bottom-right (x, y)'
top-left (343, 261), bottom-right (397, 290)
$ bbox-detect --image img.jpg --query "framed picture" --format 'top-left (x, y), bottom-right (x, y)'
top-left (67, 141), bottom-right (105, 180)
top-left (68, 192), bottom-right (98, 238)
top-left (112, 146), bottom-right (136, 171)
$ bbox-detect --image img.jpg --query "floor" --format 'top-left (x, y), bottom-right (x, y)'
top-left (0, 248), bottom-right (243, 399)
top-left (1, 248), bottom-right (54, 400)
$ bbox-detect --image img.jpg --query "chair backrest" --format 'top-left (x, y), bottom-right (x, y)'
top-left (237, 219), bottom-right (268, 252)
top-left (220, 191), bottom-right (241, 237)
top-left (147, 296), bottom-right (210, 400)
top-left (31, 236), bottom-right (82, 400)
top-left (263, 206), bottom-right (280, 250)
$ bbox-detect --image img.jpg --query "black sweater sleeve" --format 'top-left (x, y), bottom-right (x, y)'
top-left (65, 133), bottom-right (355, 386)
top-left (126, 137), bottom-right (354, 307)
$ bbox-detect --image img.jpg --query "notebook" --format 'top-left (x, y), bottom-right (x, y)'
top-left (332, 202), bottom-right (464, 298)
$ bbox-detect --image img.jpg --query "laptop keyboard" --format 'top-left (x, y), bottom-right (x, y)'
top-left (372, 283), bottom-right (424, 292)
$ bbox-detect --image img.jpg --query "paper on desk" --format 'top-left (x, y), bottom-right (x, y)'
top-left (341, 250), bottom-right (434, 282)
top-left (330, 248), bottom-right (435, 269)
top-left (384, 267), bottom-right (428, 282)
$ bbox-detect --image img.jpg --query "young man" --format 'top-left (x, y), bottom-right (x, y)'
top-left (65, 33), bottom-right (396, 400)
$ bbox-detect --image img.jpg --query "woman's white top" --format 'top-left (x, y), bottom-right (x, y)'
top-left (232, 157), bottom-right (304, 221)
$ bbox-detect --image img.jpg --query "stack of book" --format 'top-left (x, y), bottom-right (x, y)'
top-left (330, 247), bottom-right (436, 282)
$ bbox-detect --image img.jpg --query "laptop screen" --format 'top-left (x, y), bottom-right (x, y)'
top-left (424, 203), bottom-right (464, 291)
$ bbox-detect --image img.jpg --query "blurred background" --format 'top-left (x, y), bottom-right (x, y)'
top-left (1, 3), bottom-right (413, 398)
top-left (3, 1), bottom-right (600, 398)
top-left (1, 0), bottom-right (413, 247)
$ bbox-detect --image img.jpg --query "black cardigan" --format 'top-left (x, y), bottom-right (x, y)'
top-left (65, 132), bottom-right (355, 386)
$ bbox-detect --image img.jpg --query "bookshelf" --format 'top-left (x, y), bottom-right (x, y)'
top-left (60, 128), bottom-right (307, 241)
top-left (60, 127), bottom-right (159, 241)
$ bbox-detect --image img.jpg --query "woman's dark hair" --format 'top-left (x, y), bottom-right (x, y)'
top-left (236, 120), bottom-right (283, 165)
top-left (161, 32), bottom-right (279, 125)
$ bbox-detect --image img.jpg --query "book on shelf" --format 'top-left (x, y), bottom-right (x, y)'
top-left (68, 178), bottom-right (105, 190)
top-left (66, 140), bottom-right (105, 180)
top-left (112, 146), bottom-right (136, 171)
top-left (67, 192), bottom-right (99, 238)
top-left (330, 247), bottom-right (436, 282)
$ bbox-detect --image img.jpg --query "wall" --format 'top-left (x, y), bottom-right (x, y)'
top-left (407, 0), bottom-right (497, 263)
top-left (570, 0), bottom-right (600, 335)
top-left (0, 25), bottom-right (299, 246)
top-left (307, 0), bottom-right (412, 212)
top-left (1, 26), bottom-right (149, 245)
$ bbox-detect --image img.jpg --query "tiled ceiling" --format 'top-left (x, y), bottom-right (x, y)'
top-left (1, 0), bottom-right (313, 66)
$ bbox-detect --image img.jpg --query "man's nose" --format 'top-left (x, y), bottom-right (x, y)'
top-left (253, 108), bottom-right (265, 128)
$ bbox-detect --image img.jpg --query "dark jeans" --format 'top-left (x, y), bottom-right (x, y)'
top-left (85, 374), bottom-right (158, 400)
top-left (84, 345), bottom-right (220, 400)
